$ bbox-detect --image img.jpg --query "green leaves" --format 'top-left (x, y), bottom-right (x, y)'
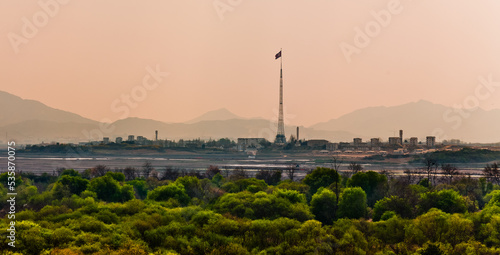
top-left (418, 189), bottom-right (468, 215)
top-left (53, 175), bottom-right (89, 199)
top-left (213, 190), bottom-right (313, 221)
top-left (373, 196), bottom-right (412, 221)
top-left (87, 175), bottom-right (134, 203)
top-left (303, 167), bottom-right (340, 195)
top-left (337, 187), bottom-right (367, 219)
top-left (147, 183), bottom-right (190, 205)
top-left (310, 188), bottom-right (337, 225)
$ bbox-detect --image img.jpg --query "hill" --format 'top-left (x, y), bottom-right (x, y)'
top-left (311, 100), bottom-right (500, 143)
top-left (0, 91), bottom-right (96, 126)
top-left (185, 108), bottom-right (242, 124)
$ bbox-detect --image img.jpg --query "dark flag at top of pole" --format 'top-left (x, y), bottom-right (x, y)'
top-left (275, 51), bottom-right (282, 59)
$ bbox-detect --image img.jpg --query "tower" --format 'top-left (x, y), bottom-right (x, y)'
top-left (274, 50), bottom-right (286, 145)
top-left (399, 130), bottom-right (403, 145)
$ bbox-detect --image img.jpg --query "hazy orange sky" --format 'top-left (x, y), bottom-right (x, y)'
top-left (2, 0), bottom-right (500, 127)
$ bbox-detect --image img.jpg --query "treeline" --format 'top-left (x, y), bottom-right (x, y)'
top-left (413, 148), bottom-right (500, 163)
top-left (1, 163), bottom-right (500, 254)
top-left (22, 138), bottom-right (238, 153)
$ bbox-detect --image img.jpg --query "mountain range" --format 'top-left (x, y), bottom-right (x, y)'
top-left (1, 91), bottom-right (499, 144)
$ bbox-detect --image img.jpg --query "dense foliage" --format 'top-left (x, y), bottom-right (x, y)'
top-left (1, 164), bottom-right (500, 254)
top-left (413, 148), bottom-right (500, 163)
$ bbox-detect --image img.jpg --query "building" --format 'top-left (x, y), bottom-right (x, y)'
top-left (409, 137), bottom-right (418, 146)
top-left (128, 135), bottom-right (135, 142)
top-left (426, 136), bottom-right (436, 148)
top-left (393, 148), bottom-right (405, 155)
top-left (137, 136), bottom-right (147, 144)
top-left (353, 138), bottom-right (362, 147)
top-left (411, 149), bottom-right (425, 155)
top-left (307, 139), bottom-right (329, 148)
top-left (238, 138), bottom-right (266, 151)
top-left (370, 138), bottom-right (380, 147)
top-left (370, 138), bottom-right (381, 151)
top-left (388, 137), bottom-right (400, 145)
top-left (338, 142), bottom-right (351, 151)
top-left (326, 142), bottom-right (339, 151)
top-left (103, 137), bottom-right (110, 144)
top-left (357, 143), bottom-right (370, 151)
top-left (115, 137), bottom-right (123, 143)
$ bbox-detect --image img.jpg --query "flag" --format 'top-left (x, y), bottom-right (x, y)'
top-left (275, 51), bottom-right (281, 59)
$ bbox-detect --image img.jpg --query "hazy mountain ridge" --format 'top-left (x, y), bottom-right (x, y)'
top-left (0, 91), bottom-right (356, 143)
top-left (0, 117), bottom-right (356, 143)
top-left (0, 91), bottom-right (97, 126)
top-left (185, 108), bottom-right (242, 124)
top-left (311, 100), bottom-right (500, 143)
top-left (1, 91), bottom-right (499, 143)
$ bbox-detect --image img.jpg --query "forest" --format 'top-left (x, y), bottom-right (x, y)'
top-left (1, 162), bottom-right (500, 255)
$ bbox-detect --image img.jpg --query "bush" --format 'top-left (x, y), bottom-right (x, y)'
top-left (348, 171), bottom-right (388, 207)
top-left (303, 167), bottom-right (340, 195)
top-left (214, 191), bottom-right (313, 221)
top-left (310, 188), bottom-right (337, 225)
top-left (87, 175), bottom-right (134, 203)
top-left (418, 189), bottom-right (467, 214)
top-left (147, 183), bottom-right (190, 205)
top-left (222, 178), bottom-right (268, 193)
top-left (337, 187), bottom-right (367, 219)
top-left (373, 196), bottom-right (413, 221)
top-left (53, 175), bottom-right (89, 199)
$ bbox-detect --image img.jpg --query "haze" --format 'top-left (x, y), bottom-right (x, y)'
top-left (1, 0), bottom-right (500, 127)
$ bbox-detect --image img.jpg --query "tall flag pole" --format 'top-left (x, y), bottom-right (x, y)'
top-left (274, 49), bottom-right (286, 145)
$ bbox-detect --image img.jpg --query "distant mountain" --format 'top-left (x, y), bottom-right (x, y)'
top-left (311, 100), bottom-right (500, 143)
top-left (104, 118), bottom-right (357, 142)
top-left (0, 91), bottom-right (97, 126)
top-left (2, 90), bottom-right (499, 144)
top-left (186, 108), bottom-right (242, 124)
top-left (0, 120), bottom-right (100, 143)
top-left (0, 116), bottom-right (357, 143)
top-left (0, 90), bottom-right (355, 143)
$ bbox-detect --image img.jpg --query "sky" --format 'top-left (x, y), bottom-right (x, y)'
top-left (1, 0), bottom-right (500, 127)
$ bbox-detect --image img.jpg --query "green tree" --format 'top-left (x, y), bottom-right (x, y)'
top-left (275, 180), bottom-right (310, 194)
top-left (310, 188), bottom-right (337, 225)
top-left (419, 243), bottom-right (444, 255)
top-left (373, 196), bottom-right (413, 221)
top-left (52, 175), bottom-right (89, 199)
top-left (348, 171), bottom-right (388, 207)
top-left (405, 209), bottom-right (450, 245)
top-left (147, 183), bottom-right (190, 205)
top-left (418, 189), bottom-right (467, 214)
top-left (303, 167), bottom-right (340, 195)
top-left (105, 171), bottom-right (125, 182)
top-left (214, 191), bottom-right (313, 221)
top-left (87, 175), bottom-right (134, 202)
top-left (0, 172), bottom-right (23, 187)
top-left (222, 178), bottom-right (268, 193)
top-left (485, 190), bottom-right (500, 208)
top-left (60, 169), bottom-right (81, 177)
top-left (174, 176), bottom-right (203, 199)
top-left (127, 179), bottom-right (149, 199)
top-left (337, 187), bottom-right (367, 219)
